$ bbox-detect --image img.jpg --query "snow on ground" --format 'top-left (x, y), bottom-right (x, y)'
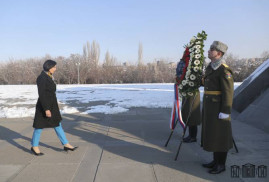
top-left (0, 83), bottom-right (242, 118)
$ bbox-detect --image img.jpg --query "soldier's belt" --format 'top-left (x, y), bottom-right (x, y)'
top-left (204, 91), bottom-right (222, 95)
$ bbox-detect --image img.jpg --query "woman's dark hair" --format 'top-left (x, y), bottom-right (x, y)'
top-left (43, 60), bottom-right (57, 71)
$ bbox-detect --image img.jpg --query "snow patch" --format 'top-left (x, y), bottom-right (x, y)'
top-left (0, 83), bottom-right (242, 118)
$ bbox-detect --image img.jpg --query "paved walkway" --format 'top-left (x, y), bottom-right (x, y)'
top-left (0, 108), bottom-right (268, 182)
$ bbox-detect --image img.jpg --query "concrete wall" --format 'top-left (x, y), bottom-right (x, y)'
top-left (233, 67), bottom-right (269, 113)
top-left (232, 59), bottom-right (269, 133)
top-left (235, 88), bottom-right (269, 133)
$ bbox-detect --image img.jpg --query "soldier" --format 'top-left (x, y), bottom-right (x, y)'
top-left (175, 58), bottom-right (201, 143)
top-left (201, 41), bottom-right (234, 174)
top-left (181, 93), bottom-right (201, 143)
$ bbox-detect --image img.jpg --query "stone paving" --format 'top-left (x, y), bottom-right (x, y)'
top-left (0, 108), bottom-right (268, 182)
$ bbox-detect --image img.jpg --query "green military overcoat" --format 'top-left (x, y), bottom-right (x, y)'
top-left (181, 91), bottom-right (201, 126)
top-left (201, 63), bottom-right (234, 152)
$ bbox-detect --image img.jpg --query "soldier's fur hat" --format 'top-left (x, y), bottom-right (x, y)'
top-left (210, 41), bottom-right (228, 54)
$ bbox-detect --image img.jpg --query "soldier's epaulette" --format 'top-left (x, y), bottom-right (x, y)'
top-left (222, 63), bottom-right (229, 68)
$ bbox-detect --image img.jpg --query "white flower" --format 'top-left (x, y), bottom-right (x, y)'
top-left (188, 92), bottom-right (194, 96)
top-left (189, 48), bottom-right (194, 52)
top-left (195, 41), bottom-right (201, 44)
top-left (179, 84), bottom-right (183, 89)
top-left (186, 70), bottom-right (191, 76)
top-left (190, 37), bottom-right (196, 42)
top-left (193, 67), bottom-right (199, 72)
top-left (195, 54), bottom-right (201, 59)
top-left (195, 45), bottom-right (201, 49)
top-left (195, 49), bottom-right (200, 53)
top-left (182, 80), bottom-right (187, 85)
top-left (194, 60), bottom-right (200, 65)
top-left (185, 75), bottom-right (189, 79)
top-left (190, 74), bottom-right (196, 80)
top-left (189, 82), bottom-right (194, 87)
top-left (182, 92), bottom-right (187, 96)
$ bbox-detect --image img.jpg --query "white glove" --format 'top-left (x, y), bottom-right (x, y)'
top-left (219, 112), bottom-right (229, 119)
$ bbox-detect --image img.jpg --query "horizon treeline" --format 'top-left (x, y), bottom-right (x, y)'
top-left (0, 41), bottom-right (268, 85)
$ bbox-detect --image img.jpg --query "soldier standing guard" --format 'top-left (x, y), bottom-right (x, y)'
top-left (175, 53), bottom-right (201, 143)
top-left (181, 93), bottom-right (200, 143)
top-left (201, 41), bottom-right (234, 174)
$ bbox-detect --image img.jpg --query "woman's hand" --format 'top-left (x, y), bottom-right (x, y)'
top-left (45, 110), bottom-right (52, 117)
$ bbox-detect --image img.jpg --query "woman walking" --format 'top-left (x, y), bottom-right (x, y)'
top-left (31, 60), bottom-right (77, 155)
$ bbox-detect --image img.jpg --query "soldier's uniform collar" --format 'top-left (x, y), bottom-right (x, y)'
top-left (210, 57), bottom-right (225, 70)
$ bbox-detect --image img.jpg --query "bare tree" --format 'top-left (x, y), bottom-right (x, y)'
top-left (138, 42), bottom-right (143, 66)
top-left (102, 51), bottom-right (120, 83)
top-left (1, 41), bottom-right (267, 84)
top-left (82, 41), bottom-right (101, 83)
top-left (103, 51), bottom-right (117, 67)
top-left (261, 50), bottom-right (269, 61)
top-left (90, 40), bottom-right (100, 67)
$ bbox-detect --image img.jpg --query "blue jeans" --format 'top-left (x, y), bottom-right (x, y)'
top-left (31, 123), bottom-right (69, 147)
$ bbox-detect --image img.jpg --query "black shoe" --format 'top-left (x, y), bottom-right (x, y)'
top-left (208, 165), bottom-right (226, 174)
top-left (183, 136), bottom-right (197, 143)
top-left (64, 146), bottom-right (78, 151)
top-left (31, 147), bottom-right (44, 156)
top-left (202, 160), bottom-right (216, 168)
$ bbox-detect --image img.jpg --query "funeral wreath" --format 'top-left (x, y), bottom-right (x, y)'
top-left (176, 31), bottom-right (207, 97)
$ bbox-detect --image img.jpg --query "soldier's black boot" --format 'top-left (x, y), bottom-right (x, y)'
top-left (183, 126), bottom-right (197, 143)
top-left (202, 160), bottom-right (216, 168)
top-left (208, 152), bottom-right (227, 174)
top-left (183, 135), bottom-right (197, 143)
top-left (208, 164), bottom-right (226, 174)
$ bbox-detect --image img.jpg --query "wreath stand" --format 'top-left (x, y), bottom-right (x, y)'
top-left (165, 92), bottom-right (198, 160)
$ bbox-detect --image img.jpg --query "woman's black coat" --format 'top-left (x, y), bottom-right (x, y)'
top-left (33, 71), bottom-right (62, 129)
